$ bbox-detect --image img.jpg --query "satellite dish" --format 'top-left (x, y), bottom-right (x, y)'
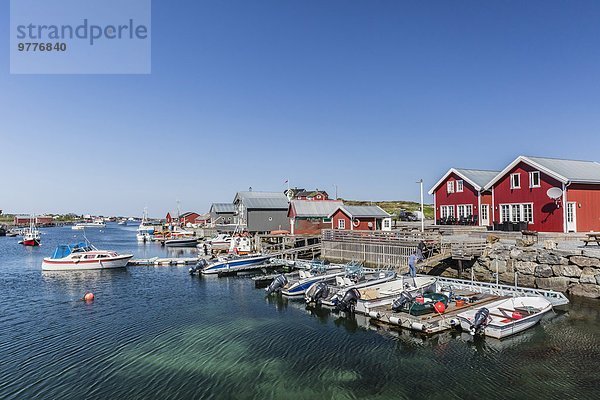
top-left (547, 187), bottom-right (563, 200)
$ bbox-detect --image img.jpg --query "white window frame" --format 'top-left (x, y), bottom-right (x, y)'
top-left (440, 205), bottom-right (455, 218)
top-left (338, 219), bottom-right (345, 229)
top-left (457, 204), bottom-right (473, 218)
top-left (447, 181), bottom-right (455, 194)
top-left (456, 180), bottom-right (464, 192)
top-left (480, 204), bottom-right (488, 220)
top-left (383, 219), bottom-right (390, 228)
top-left (499, 203), bottom-right (534, 223)
top-left (510, 173), bottom-right (521, 189)
top-left (529, 171), bottom-right (540, 188)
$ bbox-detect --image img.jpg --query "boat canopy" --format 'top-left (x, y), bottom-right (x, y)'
top-left (50, 242), bottom-right (94, 259)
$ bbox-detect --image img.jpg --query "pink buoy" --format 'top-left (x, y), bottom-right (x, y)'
top-left (83, 292), bottom-right (95, 302)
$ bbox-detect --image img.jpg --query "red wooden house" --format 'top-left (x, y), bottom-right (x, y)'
top-left (429, 168), bottom-right (499, 227)
top-left (484, 156), bottom-right (600, 233)
top-left (287, 200), bottom-right (342, 235)
top-left (166, 211), bottom-right (200, 226)
top-left (329, 206), bottom-right (392, 231)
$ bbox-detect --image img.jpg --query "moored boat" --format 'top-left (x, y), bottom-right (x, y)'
top-left (164, 237), bottom-right (198, 247)
top-left (72, 219), bottom-right (106, 230)
top-left (19, 217), bottom-right (41, 246)
top-left (456, 296), bottom-right (553, 339)
top-left (198, 253), bottom-right (272, 275)
top-left (42, 241), bottom-right (133, 271)
top-left (281, 267), bottom-right (346, 297)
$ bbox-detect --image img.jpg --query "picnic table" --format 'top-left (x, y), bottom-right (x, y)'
top-left (583, 232), bottom-right (600, 246)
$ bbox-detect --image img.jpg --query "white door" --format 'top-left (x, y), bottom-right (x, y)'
top-left (566, 202), bottom-right (577, 232)
top-left (480, 205), bottom-right (489, 226)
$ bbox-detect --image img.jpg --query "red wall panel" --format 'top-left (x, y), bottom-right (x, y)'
top-left (567, 184), bottom-right (600, 232)
top-left (433, 172), bottom-right (479, 220)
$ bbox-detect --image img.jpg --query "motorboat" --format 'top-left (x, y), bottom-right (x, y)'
top-left (164, 237), bottom-right (198, 247)
top-left (353, 275), bottom-right (438, 315)
top-left (136, 232), bottom-right (152, 242)
top-left (118, 219), bottom-right (127, 225)
top-left (280, 263), bottom-right (347, 297)
top-left (390, 292), bottom-right (449, 316)
top-left (42, 241), bottom-right (133, 271)
top-left (72, 219), bottom-right (106, 230)
top-left (204, 233), bottom-right (232, 252)
top-left (137, 208), bottom-right (155, 236)
top-left (456, 296), bottom-right (553, 339)
top-left (306, 269), bottom-right (397, 308)
top-left (193, 253), bottom-right (272, 275)
top-left (19, 217), bottom-right (41, 246)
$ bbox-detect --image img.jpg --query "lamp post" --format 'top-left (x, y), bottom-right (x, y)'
top-left (333, 184), bottom-right (338, 200)
top-left (417, 179), bottom-right (424, 232)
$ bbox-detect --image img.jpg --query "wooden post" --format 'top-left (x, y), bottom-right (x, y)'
top-left (458, 259), bottom-right (463, 278)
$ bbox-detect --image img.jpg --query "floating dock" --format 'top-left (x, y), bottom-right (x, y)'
top-left (128, 257), bottom-right (200, 266)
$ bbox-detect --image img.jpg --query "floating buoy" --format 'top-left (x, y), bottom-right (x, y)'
top-left (83, 292), bottom-right (95, 302)
top-left (434, 301), bottom-right (446, 314)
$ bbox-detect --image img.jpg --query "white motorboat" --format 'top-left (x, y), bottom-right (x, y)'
top-left (42, 241), bottom-right (133, 271)
top-left (353, 275), bottom-right (438, 315)
top-left (456, 296), bottom-right (553, 339)
top-left (306, 269), bottom-right (397, 308)
top-left (197, 253), bottom-right (272, 275)
top-left (137, 208), bottom-right (155, 236)
top-left (281, 266), bottom-right (346, 297)
top-left (136, 232), bottom-right (152, 242)
top-left (164, 237), bottom-right (198, 247)
top-left (205, 233), bottom-right (232, 252)
top-left (72, 219), bottom-right (106, 230)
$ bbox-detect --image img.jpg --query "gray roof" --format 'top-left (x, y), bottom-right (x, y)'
top-left (526, 156), bottom-right (600, 183)
top-left (210, 203), bottom-right (235, 213)
top-left (290, 200), bottom-right (343, 217)
top-left (243, 197), bottom-right (289, 209)
top-left (332, 205), bottom-right (390, 218)
top-left (454, 169), bottom-right (500, 189)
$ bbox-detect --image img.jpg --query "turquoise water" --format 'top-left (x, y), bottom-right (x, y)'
top-left (0, 225), bottom-right (599, 399)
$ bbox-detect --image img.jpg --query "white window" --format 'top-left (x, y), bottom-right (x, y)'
top-left (529, 171), bottom-right (540, 188)
top-left (440, 205), bottom-right (455, 218)
top-left (522, 204), bottom-right (533, 223)
top-left (456, 180), bottom-right (464, 192)
top-left (383, 219), bottom-right (390, 228)
top-left (447, 181), bottom-right (455, 194)
top-left (499, 203), bottom-right (534, 223)
top-left (500, 204), bottom-right (510, 222)
top-left (457, 204), bottom-right (473, 218)
top-left (338, 219), bottom-right (345, 229)
top-left (510, 173), bottom-right (521, 189)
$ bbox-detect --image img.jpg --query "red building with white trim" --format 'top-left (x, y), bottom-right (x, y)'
top-left (484, 156), bottom-right (600, 233)
top-left (329, 206), bottom-right (392, 231)
top-left (429, 168), bottom-right (498, 227)
top-left (430, 156), bottom-right (600, 233)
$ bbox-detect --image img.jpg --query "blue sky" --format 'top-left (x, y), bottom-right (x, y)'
top-left (2, 0), bottom-right (600, 217)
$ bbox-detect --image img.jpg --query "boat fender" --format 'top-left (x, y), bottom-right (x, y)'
top-left (410, 322), bottom-right (425, 331)
top-left (368, 311), bottom-right (380, 319)
top-left (389, 316), bottom-right (401, 325)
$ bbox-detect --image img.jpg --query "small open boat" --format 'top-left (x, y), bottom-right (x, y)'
top-left (391, 292), bottom-right (449, 316)
top-left (198, 253), bottom-right (272, 275)
top-left (456, 296), bottom-right (553, 339)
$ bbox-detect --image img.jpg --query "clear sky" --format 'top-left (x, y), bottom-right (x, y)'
top-left (2, 0), bottom-right (600, 217)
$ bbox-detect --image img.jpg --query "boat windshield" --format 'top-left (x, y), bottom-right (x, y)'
top-left (51, 242), bottom-right (95, 259)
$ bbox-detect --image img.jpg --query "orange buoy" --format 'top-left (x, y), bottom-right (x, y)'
top-left (83, 292), bottom-right (95, 302)
top-left (434, 301), bottom-right (446, 314)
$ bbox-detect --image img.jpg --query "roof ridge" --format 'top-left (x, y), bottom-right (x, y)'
top-left (524, 155), bottom-right (598, 163)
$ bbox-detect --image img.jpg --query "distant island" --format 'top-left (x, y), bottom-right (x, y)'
top-left (340, 199), bottom-right (434, 219)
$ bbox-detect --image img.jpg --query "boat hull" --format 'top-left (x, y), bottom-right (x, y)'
top-left (164, 238), bottom-right (198, 247)
top-left (42, 255), bottom-right (133, 271)
top-left (282, 271), bottom-right (346, 297)
top-left (457, 297), bottom-right (553, 339)
top-left (21, 239), bottom-right (40, 246)
top-left (202, 255), bottom-right (271, 275)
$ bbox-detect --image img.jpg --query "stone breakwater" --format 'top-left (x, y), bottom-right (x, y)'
top-left (460, 243), bottom-right (600, 298)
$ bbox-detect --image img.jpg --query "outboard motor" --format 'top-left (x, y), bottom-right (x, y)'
top-left (334, 288), bottom-right (361, 313)
top-left (391, 291), bottom-right (413, 312)
top-left (265, 274), bottom-right (288, 295)
top-left (305, 282), bottom-right (329, 305)
top-left (189, 259), bottom-right (208, 275)
top-left (470, 307), bottom-right (490, 336)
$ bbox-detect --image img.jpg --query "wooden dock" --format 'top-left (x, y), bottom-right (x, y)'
top-left (128, 257), bottom-right (200, 266)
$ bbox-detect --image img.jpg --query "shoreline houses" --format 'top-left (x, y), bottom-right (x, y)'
top-left (429, 155), bottom-right (600, 233)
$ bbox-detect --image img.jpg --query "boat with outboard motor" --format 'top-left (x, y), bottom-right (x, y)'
top-left (190, 253), bottom-right (272, 275)
top-left (456, 296), bottom-right (553, 339)
top-left (41, 241), bottom-right (133, 271)
top-left (164, 237), bottom-right (198, 247)
top-left (279, 261), bottom-right (351, 297)
top-left (353, 275), bottom-right (438, 315)
top-left (305, 266), bottom-right (397, 308)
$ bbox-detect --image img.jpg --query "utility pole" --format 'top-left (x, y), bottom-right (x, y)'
top-left (417, 179), bottom-right (424, 232)
top-left (333, 184), bottom-right (338, 200)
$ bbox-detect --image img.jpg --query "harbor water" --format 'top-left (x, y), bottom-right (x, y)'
top-left (1, 225), bottom-right (599, 399)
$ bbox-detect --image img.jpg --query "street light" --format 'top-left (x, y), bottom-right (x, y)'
top-left (416, 179), bottom-right (424, 232)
